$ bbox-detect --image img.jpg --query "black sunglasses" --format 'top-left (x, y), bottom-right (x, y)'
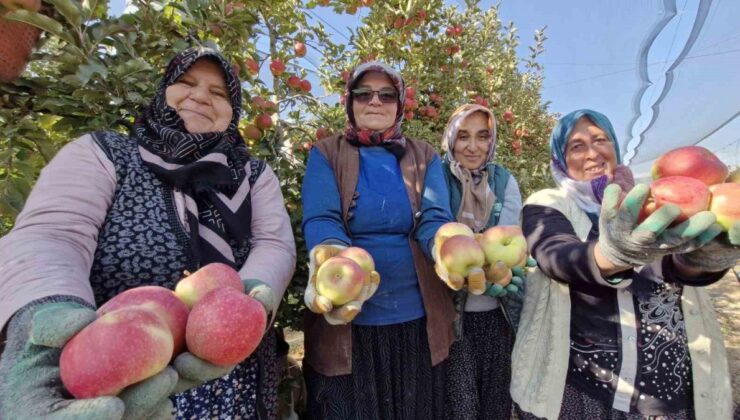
top-left (351, 88), bottom-right (399, 104)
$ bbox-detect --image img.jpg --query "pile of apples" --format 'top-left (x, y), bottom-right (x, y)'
top-left (59, 263), bottom-right (266, 399)
top-left (434, 222), bottom-right (528, 295)
top-left (639, 146), bottom-right (738, 230)
top-left (312, 247), bottom-right (376, 308)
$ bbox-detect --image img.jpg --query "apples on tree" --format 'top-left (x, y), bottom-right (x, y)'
top-left (287, 75), bottom-right (302, 89)
top-left (294, 41), bottom-right (307, 57)
top-left (241, 123), bottom-right (262, 141)
top-left (300, 79), bottom-right (312, 92)
top-left (269, 59), bottom-right (285, 76)
top-left (255, 114), bottom-right (274, 130)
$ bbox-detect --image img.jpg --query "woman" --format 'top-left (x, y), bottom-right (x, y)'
top-left (511, 109), bottom-right (736, 419)
top-left (300, 61), bottom-right (455, 419)
top-left (0, 47), bottom-right (296, 419)
top-left (440, 104), bottom-right (524, 419)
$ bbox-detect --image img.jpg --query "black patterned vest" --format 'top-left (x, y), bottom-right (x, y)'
top-left (88, 131), bottom-right (264, 306)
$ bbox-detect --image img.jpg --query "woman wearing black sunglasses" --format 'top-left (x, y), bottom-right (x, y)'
top-left (300, 62), bottom-right (456, 419)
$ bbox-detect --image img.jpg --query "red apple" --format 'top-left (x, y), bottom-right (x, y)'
top-left (300, 79), bottom-right (312, 92)
top-left (405, 86), bottom-right (416, 98)
top-left (316, 127), bottom-right (329, 141)
top-left (186, 287), bottom-right (266, 366)
top-left (337, 246), bottom-right (375, 275)
top-left (255, 114), bottom-right (273, 130)
top-left (485, 260), bottom-right (513, 287)
top-left (651, 146), bottom-right (728, 186)
top-left (404, 97), bottom-right (418, 111)
top-left (478, 225), bottom-right (528, 269)
top-left (454, 25), bottom-right (464, 35)
top-left (315, 256), bottom-right (365, 305)
top-left (405, 111), bottom-right (414, 120)
top-left (294, 41), bottom-right (306, 57)
top-left (60, 307), bottom-right (173, 398)
top-left (269, 59), bottom-right (285, 76)
top-left (438, 235), bottom-right (486, 277)
top-left (393, 16), bottom-right (405, 29)
top-left (434, 222), bottom-right (475, 253)
top-left (244, 58), bottom-right (259, 75)
top-left (287, 75), bottom-right (302, 89)
top-left (708, 183), bottom-right (740, 231)
top-left (318, 0), bottom-right (329, 5)
top-left (174, 262), bottom-right (244, 309)
top-left (503, 110), bottom-right (515, 123)
top-left (425, 106), bottom-right (439, 119)
top-left (360, 0), bottom-right (374, 6)
top-left (241, 123), bottom-right (262, 140)
top-left (97, 286), bottom-right (189, 356)
top-left (446, 26), bottom-right (455, 37)
top-left (639, 176), bottom-right (710, 224)
top-left (473, 96), bottom-right (489, 107)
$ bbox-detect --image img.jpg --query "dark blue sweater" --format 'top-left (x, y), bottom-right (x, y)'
top-left (302, 146), bottom-right (453, 325)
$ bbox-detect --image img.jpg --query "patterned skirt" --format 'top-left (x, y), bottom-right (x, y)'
top-left (173, 328), bottom-right (281, 420)
top-left (514, 382), bottom-right (694, 420)
top-left (446, 308), bottom-right (514, 420)
top-left (304, 317), bottom-right (446, 420)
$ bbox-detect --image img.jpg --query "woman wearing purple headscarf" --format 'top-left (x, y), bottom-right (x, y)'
top-left (301, 61), bottom-right (455, 419)
top-left (0, 47), bottom-right (296, 419)
top-left (511, 109), bottom-right (734, 420)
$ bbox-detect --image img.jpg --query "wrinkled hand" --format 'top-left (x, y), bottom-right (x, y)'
top-left (597, 184), bottom-right (719, 268)
top-left (304, 244), bottom-right (381, 325)
top-left (0, 300), bottom-right (177, 420)
top-left (674, 221), bottom-right (740, 272)
top-left (170, 352), bottom-right (234, 395)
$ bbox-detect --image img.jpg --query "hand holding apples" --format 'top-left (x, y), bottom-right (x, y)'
top-left (433, 222), bottom-right (486, 293)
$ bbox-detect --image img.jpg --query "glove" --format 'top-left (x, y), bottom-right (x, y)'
top-left (170, 352), bottom-right (234, 395)
top-left (481, 261), bottom-right (524, 298)
top-left (674, 221), bottom-right (740, 272)
top-left (305, 244), bottom-right (381, 325)
top-left (597, 184), bottom-right (719, 268)
top-left (0, 299), bottom-right (177, 420)
top-left (432, 243), bottom-right (486, 294)
top-left (242, 278), bottom-right (277, 323)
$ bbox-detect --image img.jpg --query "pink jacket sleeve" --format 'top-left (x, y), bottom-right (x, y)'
top-left (0, 135), bottom-right (116, 330)
top-left (238, 164), bottom-right (296, 304)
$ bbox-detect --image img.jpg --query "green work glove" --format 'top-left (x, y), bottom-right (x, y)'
top-left (0, 298), bottom-right (178, 420)
top-left (482, 274), bottom-right (524, 297)
top-left (597, 184), bottom-right (719, 268)
top-left (242, 278), bottom-right (277, 323)
top-left (170, 352), bottom-right (235, 395)
top-left (674, 221), bottom-right (740, 272)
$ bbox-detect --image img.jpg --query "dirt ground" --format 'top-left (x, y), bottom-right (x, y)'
top-left (284, 271), bottom-right (740, 412)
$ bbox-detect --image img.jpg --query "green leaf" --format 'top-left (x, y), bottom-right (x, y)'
top-left (76, 59), bottom-right (108, 86)
top-left (47, 0), bottom-right (84, 27)
top-left (4, 9), bottom-right (76, 46)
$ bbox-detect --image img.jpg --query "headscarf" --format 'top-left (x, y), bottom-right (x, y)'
top-left (134, 47), bottom-right (251, 268)
top-left (344, 61), bottom-right (406, 158)
top-left (549, 109), bottom-right (622, 215)
top-left (441, 104), bottom-right (498, 231)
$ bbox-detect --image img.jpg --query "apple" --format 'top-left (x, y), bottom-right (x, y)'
top-left (393, 16), bottom-right (405, 29)
top-left (405, 111), bottom-right (414, 120)
top-left (60, 307), bottom-right (173, 398)
top-left (445, 26), bottom-right (455, 37)
top-left (244, 59), bottom-right (259, 75)
top-left (651, 146), bottom-right (728, 186)
top-left (241, 123), bottom-right (262, 141)
top-left (294, 41), bottom-right (306, 57)
top-left (404, 98), bottom-right (418, 111)
top-left (186, 287), bottom-right (266, 366)
top-left (478, 225), bottom-right (528, 269)
top-left (405, 86), bottom-right (416, 98)
top-left (287, 75), bottom-right (302, 89)
top-left (485, 260), bottom-right (512, 287)
top-left (315, 256), bottom-right (365, 305)
top-left (639, 176), bottom-right (711, 224)
top-left (429, 93), bottom-right (443, 105)
top-left (416, 10), bottom-right (427, 22)
top-left (438, 235), bottom-right (485, 276)
top-left (174, 262), bottom-right (244, 309)
top-left (269, 59), bottom-right (285, 76)
top-left (454, 25), bottom-right (464, 35)
top-left (255, 113), bottom-right (273, 130)
top-left (318, 0), bottom-right (329, 5)
top-left (337, 246), bottom-right (375, 275)
top-left (300, 79), bottom-right (312, 92)
top-left (425, 106), bottom-right (439, 119)
top-left (434, 222), bottom-right (475, 254)
top-left (316, 127), bottom-right (329, 141)
top-left (97, 286), bottom-right (189, 356)
top-left (360, 0), bottom-right (374, 6)
top-left (503, 110), bottom-right (515, 123)
top-left (708, 183), bottom-right (740, 231)
top-left (473, 96), bottom-right (488, 107)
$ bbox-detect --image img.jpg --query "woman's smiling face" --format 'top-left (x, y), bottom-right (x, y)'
top-left (565, 116), bottom-right (617, 181)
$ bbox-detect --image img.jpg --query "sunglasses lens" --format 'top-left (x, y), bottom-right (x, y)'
top-left (379, 91), bottom-right (398, 103)
top-left (352, 89), bottom-right (373, 103)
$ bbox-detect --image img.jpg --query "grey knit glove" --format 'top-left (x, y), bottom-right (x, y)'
top-left (674, 221), bottom-right (740, 272)
top-left (598, 184), bottom-right (719, 268)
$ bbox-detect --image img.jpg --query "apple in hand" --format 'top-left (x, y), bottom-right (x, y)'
top-left (639, 176), bottom-right (710, 224)
top-left (651, 146), bottom-right (728, 186)
top-left (186, 287), bottom-right (267, 366)
top-left (315, 256), bottom-right (365, 305)
top-left (434, 222), bottom-right (475, 254)
top-left (337, 246), bottom-right (375, 275)
top-left (708, 183), bottom-right (739, 231)
top-left (97, 286), bottom-right (189, 356)
top-left (174, 262), bottom-right (244, 309)
top-left (60, 307), bottom-right (173, 398)
top-left (478, 225), bottom-right (528, 269)
top-left (485, 260), bottom-right (513, 287)
top-left (438, 235), bottom-right (486, 277)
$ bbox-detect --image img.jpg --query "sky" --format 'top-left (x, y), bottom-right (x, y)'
top-left (109, 0), bottom-right (740, 176)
